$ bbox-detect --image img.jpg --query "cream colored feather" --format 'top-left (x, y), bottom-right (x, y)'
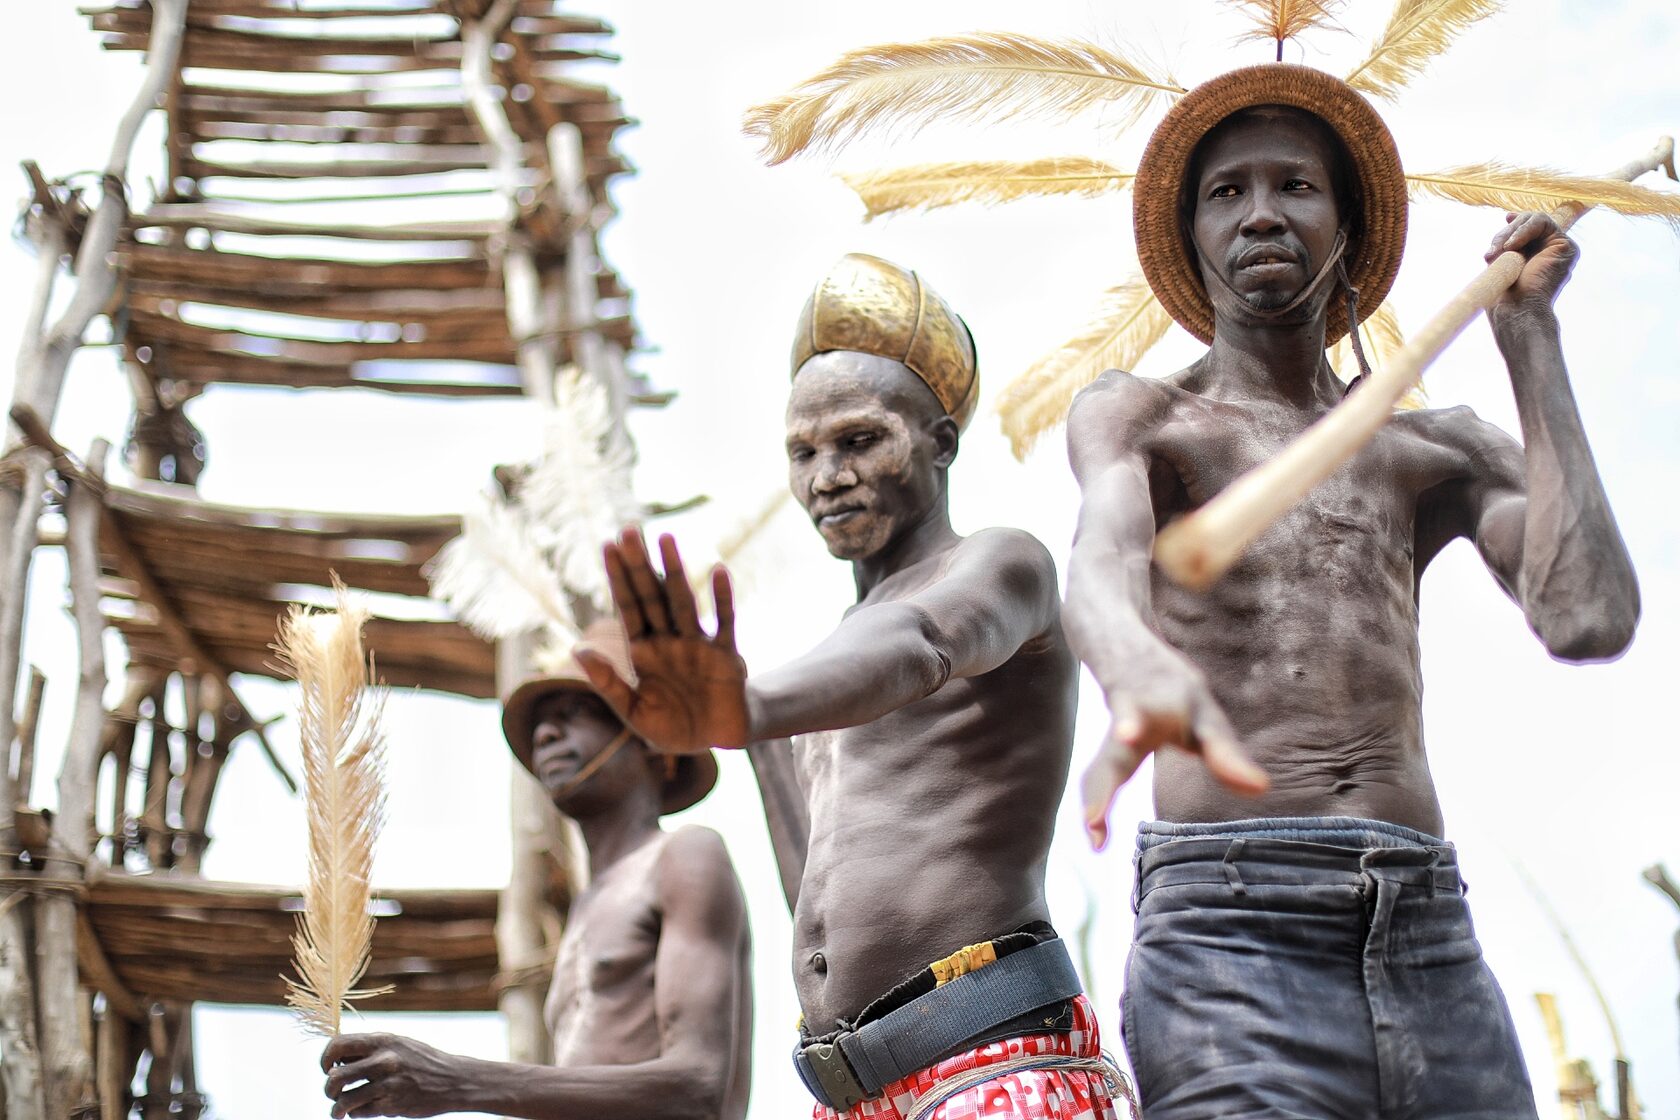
top-left (841, 158), bottom-right (1134, 220)
top-left (1326, 300), bottom-right (1426, 408)
top-left (743, 32), bottom-right (1184, 165)
top-left (1227, 0), bottom-right (1346, 57)
top-left (997, 277), bottom-right (1174, 459)
top-left (1407, 164), bottom-right (1680, 228)
top-left (278, 580), bottom-right (392, 1037)
top-left (522, 368), bottom-right (642, 611)
top-left (1345, 0), bottom-right (1503, 101)
top-left (425, 495), bottom-right (578, 641)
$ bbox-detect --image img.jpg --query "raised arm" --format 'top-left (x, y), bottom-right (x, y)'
top-left (1064, 375), bottom-right (1267, 850)
top-left (322, 828), bottom-right (750, 1120)
top-left (744, 526), bottom-right (1058, 739)
top-left (579, 525), bottom-right (1059, 750)
top-left (1446, 211), bottom-right (1640, 661)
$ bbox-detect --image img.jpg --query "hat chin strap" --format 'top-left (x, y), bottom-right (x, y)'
top-left (547, 725), bottom-right (635, 800)
top-left (1195, 226), bottom-right (1350, 325)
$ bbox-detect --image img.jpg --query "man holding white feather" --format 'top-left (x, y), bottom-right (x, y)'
top-left (319, 621), bottom-right (753, 1119)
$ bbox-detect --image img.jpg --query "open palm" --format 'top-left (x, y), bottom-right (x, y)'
top-left (574, 527), bottom-right (751, 753)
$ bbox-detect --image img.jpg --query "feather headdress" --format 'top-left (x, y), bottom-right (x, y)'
top-left (743, 32), bottom-right (1183, 165)
top-left (1407, 164), bottom-right (1680, 229)
top-left (997, 277), bottom-right (1173, 458)
top-left (1344, 0), bottom-right (1505, 101)
top-left (426, 496), bottom-right (579, 642)
top-left (277, 579), bottom-right (392, 1036)
top-left (842, 158), bottom-right (1134, 221)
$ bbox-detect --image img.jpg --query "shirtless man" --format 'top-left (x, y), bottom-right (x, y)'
top-left (320, 621), bottom-right (752, 1120)
top-left (1066, 67), bottom-right (1640, 1117)
top-left (576, 254), bottom-right (1126, 1120)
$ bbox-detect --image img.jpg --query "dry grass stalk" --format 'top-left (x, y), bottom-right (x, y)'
top-left (1345, 0), bottom-right (1505, 101)
top-left (842, 158), bottom-right (1134, 220)
top-left (1408, 164), bottom-right (1680, 229)
top-left (998, 277), bottom-right (1173, 459)
top-left (743, 32), bottom-right (1183, 165)
top-left (276, 578), bottom-right (392, 1036)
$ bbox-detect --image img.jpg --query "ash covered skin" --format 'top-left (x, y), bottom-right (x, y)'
top-left (785, 350), bottom-right (955, 575)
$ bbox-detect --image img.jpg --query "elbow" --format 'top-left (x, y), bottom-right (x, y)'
top-left (666, 1063), bottom-right (727, 1120)
top-left (903, 605), bottom-right (956, 696)
top-left (1535, 596), bottom-right (1640, 663)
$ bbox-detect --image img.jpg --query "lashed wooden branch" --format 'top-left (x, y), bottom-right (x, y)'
top-left (35, 439), bottom-right (110, 1120)
top-left (1155, 136), bottom-right (1677, 589)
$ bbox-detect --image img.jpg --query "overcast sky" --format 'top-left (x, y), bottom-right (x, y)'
top-left (4, 2), bottom-right (1679, 1117)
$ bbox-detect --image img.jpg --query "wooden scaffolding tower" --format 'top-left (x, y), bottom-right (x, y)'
top-left (0, 1), bottom-right (649, 1115)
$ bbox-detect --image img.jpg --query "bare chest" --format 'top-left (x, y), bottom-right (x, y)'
top-left (544, 844), bottom-right (664, 1058)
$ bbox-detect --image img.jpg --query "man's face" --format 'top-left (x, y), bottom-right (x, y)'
top-left (529, 688), bottom-right (630, 803)
top-left (784, 351), bottom-right (955, 562)
top-left (1190, 109), bottom-right (1344, 316)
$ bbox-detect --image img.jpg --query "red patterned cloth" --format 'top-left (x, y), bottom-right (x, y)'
top-left (811, 994), bottom-right (1127, 1120)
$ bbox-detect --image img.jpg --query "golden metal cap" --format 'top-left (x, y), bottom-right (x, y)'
top-left (791, 253), bottom-right (979, 431)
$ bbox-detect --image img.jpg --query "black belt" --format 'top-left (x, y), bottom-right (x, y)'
top-left (793, 938), bottom-right (1084, 1111)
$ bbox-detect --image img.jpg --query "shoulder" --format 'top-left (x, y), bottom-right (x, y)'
top-left (1067, 368), bottom-right (1177, 436)
top-left (656, 826), bottom-right (746, 922)
top-left (658, 824), bottom-right (735, 878)
top-left (951, 528), bottom-right (1059, 593)
top-left (1066, 370), bottom-right (1182, 478)
top-left (1391, 403), bottom-right (1521, 479)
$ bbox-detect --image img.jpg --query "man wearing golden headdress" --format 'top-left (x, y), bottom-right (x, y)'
top-left (574, 254), bottom-right (1131, 1120)
top-left (320, 621), bottom-right (753, 1120)
top-left (1065, 66), bottom-right (1639, 1115)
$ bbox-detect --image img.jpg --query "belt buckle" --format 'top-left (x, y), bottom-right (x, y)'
top-left (801, 1039), bottom-right (869, 1111)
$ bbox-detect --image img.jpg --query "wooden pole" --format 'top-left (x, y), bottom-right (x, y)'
top-left (13, 668), bottom-right (46, 812)
top-left (37, 439), bottom-right (110, 1120)
top-left (1155, 137), bottom-right (1677, 589)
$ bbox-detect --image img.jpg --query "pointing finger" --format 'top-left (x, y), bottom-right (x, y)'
top-left (657, 534), bottom-right (703, 637)
top-left (604, 541), bottom-right (648, 638)
top-left (711, 565), bottom-right (738, 650)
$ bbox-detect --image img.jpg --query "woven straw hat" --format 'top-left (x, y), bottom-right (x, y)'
top-left (1133, 64), bottom-right (1407, 345)
top-left (501, 619), bottom-right (718, 815)
top-left (791, 253), bottom-right (980, 431)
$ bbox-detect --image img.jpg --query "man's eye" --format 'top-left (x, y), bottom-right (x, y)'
top-left (847, 433), bottom-right (877, 449)
top-left (1284, 179), bottom-right (1313, 191)
top-left (1210, 185), bottom-right (1239, 199)
top-left (789, 447), bottom-right (814, 463)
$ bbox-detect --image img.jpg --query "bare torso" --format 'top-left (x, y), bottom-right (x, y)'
top-left (790, 533), bottom-right (1078, 1032)
top-left (546, 828), bottom-right (753, 1119)
top-left (1134, 369), bottom-right (1503, 835)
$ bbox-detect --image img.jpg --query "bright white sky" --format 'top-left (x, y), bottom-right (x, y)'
top-left (4, 2), bottom-right (1679, 1117)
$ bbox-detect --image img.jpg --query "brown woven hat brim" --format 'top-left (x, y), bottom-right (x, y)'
top-left (500, 623), bottom-right (719, 815)
top-left (1133, 64), bottom-right (1407, 346)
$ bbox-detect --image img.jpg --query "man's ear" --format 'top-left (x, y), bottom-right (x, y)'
top-left (927, 414), bottom-right (959, 469)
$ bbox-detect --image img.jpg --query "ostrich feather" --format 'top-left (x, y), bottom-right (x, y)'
top-left (1345, 0), bottom-right (1503, 101)
top-left (997, 277), bottom-right (1174, 459)
top-left (743, 32), bottom-right (1184, 165)
top-left (1227, 0), bottom-right (1346, 57)
top-left (1407, 164), bottom-right (1680, 228)
top-left (1326, 300), bottom-right (1426, 408)
top-left (842, 158), bottom-right (1134, 220)
top-left (277, 580), bottom-right (392, 1037)
top-left (521, 368), bottom-right (642, 610)
top-left (425, 495), bottom-right (578, 641)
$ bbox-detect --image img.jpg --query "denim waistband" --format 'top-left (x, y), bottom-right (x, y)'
top-left (1137, 815), bottom-right (1445, 854)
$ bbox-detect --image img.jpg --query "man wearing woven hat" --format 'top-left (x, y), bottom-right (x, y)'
top-left (320, 620), bottom-right (753, 1120)
top-left (576, 254), bottom-right (1130, 1120)
top-left (1065, 65), bottom-right (1639, 1116)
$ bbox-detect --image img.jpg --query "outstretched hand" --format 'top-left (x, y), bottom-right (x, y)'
top-left (1080, 654), bottom-right (1269, 852)
top-left (575, 527), bottom-right (751, 753)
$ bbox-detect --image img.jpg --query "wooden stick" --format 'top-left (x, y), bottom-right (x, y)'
top-left (1155, 136), bottom-right (1677, 590)
top-left (13, 668), bottom-right (46, 809)
top-left (36, 439), bottom-right (109, 1120)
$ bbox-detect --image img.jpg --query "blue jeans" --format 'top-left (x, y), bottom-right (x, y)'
top-left (1122, 817), bottom-right (1538, 1119)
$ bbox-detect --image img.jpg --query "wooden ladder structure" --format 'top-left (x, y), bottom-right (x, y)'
top-left (0, 1), bottom-right (649, 1115)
